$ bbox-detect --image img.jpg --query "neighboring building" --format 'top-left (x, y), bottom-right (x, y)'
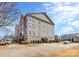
top-left (0, 36), bottom-right (2, 42)
top-left (15, 12), bottom-right (55, 43)
top-left (61, 33), bottom-right (79, 42)
top-left (55, 35), bottom-right (62, 42)
top-left (2, 35), bottom-right (15, 44)
top-left (15, 24), bottom-right (22, 43)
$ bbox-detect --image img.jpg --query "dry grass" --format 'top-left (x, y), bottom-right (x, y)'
top-left (49, 46), bottom-right (79, 57)
top-left (0, 43), bottom-right (79, 57)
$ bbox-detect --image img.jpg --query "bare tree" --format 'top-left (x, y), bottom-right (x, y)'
top-left (0, 2), bottom-right (20, 27)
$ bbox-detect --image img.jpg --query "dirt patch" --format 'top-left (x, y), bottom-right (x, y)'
top-left (49, 46), bottom-right (79, 57)
top-left (0, 43), bottom-right (78, 57)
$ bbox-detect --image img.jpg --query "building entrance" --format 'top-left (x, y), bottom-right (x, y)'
top-left (41, 38), bottom-right (48, 43)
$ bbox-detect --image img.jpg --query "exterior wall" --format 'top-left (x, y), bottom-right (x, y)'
top-left (73, 36), bottom-right (79, 42)
top-left (17, 13), bottom-right (55, 43)
top-left (15, 25), bottom-right (20, 40)
top-left (20, 16), bottom-right (25, 37)
top-left (24, 15), bottom-right (54, 43)
top-left (55, 35), bottom-right (63, 42)
top-left (31, 13), bottom-right (51, 23)
top-left (61, 34), bottom-right (79, 42)
top-left (26, 16), bottom-right (39, 36)
top-left (27, 36), bottom-right (41, 41)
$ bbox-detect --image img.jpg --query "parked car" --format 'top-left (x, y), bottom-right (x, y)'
top-left (0, 41), bottom-right (6, 45)
top-left (64, 41), bottom-right (70, 44)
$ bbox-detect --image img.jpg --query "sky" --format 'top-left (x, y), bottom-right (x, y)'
top-left (16, 2), bottom-right (79, 35)
top-left (0, 2), bottom-right (79, 36)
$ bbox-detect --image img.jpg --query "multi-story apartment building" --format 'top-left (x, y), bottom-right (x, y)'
top-left (15, 24), bottom-right (21, 42)
top-left (15, 12), bottom-right (55, 43)
top-left (61, 33), bottom-right (79, 42)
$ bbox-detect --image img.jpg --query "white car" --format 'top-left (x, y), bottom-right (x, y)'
top-left (0, 42), bottom-right (6, 45)
top-left (64, 41), bottom-right (70, 44)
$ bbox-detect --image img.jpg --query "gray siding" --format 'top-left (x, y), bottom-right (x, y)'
top-left (25, 14), bottom-right (54, 41)
top-left (16, 13), bottom-right (55, 43)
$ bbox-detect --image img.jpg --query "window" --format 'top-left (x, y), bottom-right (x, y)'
top-left (33, 19), bottom-right (35, 22)
top-left (38, 28), bottom-right (40, 30)
top-left (39, 33), bottom-right (40, 35)
top-left (33, 25), bottom-right (35, 29)
top-left (38, 21), bottom-right (40, 24)
top-left (29, 17), bottom-right (32, 21)
top-left (29, 31), bottom-right (31, 35)
top-left (33, 32), bottom-right (35, 35)
top-left (29, 25), bottom-right (31, 28)
top-left (29, 19), bottom-right (31, 21)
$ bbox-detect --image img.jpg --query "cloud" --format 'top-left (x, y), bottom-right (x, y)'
top-left (5, 26), bottom-right (15, 32)
top-left (43, 2), bottom-right (79, 35)
top-left (71, 20), bottom-right (79, 28)
top-left (5, 26), bottom-right (15, 35)
top-left (60, 27), bottom-right (74, 34)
